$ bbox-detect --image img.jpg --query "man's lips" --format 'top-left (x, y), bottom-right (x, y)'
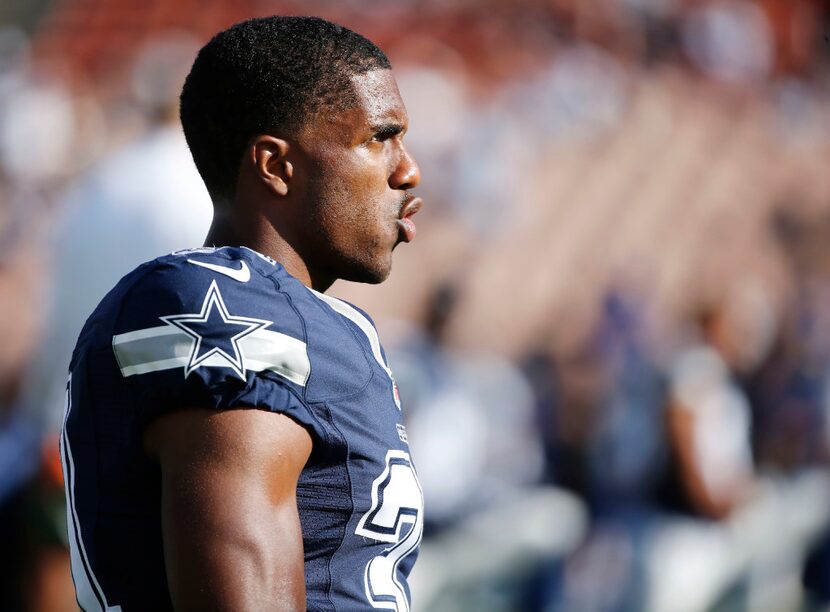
top-left (397, 196), bottom-right (423, 243)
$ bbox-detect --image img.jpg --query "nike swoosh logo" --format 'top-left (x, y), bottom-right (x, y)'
top-left (187, 258), bottom-right (251, 282)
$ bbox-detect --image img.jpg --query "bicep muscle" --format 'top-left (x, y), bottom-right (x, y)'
top-left (144, 408), bottom-right (312, 612)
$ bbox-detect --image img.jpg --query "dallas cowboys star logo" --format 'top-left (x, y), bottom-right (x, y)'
top-left (160, 280), bottom-right (271, 380)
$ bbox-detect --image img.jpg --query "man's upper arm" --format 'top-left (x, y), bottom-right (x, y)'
top-left (143, 408), bottom-right (312, 612)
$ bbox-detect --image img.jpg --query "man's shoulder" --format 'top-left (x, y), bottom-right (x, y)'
top-left (75, 247), bottom-right (305, 363)
top-left (77, 245), bottom-right (376, 401)
top-left (71, 247), bottom-right (314, 404)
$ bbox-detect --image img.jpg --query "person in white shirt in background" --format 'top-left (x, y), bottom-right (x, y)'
top-left (652, 284), bottom-right (830, 612)
top-left (18, 33), bottom-right (213, 435)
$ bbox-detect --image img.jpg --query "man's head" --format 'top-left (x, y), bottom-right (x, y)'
top-left (181, 16), bottom-right (391, 201)
top-left (181, 16), bottom-right (421, 287)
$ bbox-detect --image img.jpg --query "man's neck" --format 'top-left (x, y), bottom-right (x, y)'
top-left (203, 211), bottom-right (334, 293)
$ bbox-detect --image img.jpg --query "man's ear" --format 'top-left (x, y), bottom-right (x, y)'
top-left (250, 135), bottom-right (293, 197)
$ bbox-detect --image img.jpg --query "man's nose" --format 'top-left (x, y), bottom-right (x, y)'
top-left (390, 147), bottom-right (421, 190)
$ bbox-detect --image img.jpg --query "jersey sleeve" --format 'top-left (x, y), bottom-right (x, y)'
top-left (109, 256), bottom-right (327, 442)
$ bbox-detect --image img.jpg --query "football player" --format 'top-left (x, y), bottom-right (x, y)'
top-left (60, 16), bottom-right (423, 611)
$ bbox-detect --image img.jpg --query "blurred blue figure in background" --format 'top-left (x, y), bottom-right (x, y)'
top-left (589, 290), bottom-right (669, 513)
top-left (526, 288), bottom-right (669, 612)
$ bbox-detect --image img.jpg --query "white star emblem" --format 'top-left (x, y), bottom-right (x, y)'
top-left (160, 280), bottom-right (271, 380)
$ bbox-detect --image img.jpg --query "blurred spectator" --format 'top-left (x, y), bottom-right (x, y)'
top-left (390, 281), bottom-right (545, 528)
top-left (589, 289), bottom-right (668, 510)
top-left (531, 289), bottom-right (668, 612)
top-left (681, 0), bottom-right (773, 86)
top-left (393, 283), bottom-right (586, 611)
top-left (649, 284), bottom-right (830, 612)
top-left (664, 303), bottom-right (755, 520)
top-left (522, 42), bottom-right (630, 144)
top-left (0, 32), bottom-right (76, 189)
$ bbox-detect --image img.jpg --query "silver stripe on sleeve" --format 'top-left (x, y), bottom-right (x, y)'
top-left (112, 326), bottom-right (310, 386)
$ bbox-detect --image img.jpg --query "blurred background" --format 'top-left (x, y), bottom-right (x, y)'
top-left (1, 0), bottom-right (830, 610)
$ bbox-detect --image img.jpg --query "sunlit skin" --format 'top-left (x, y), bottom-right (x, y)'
top-left (145, 68), bottom-right (422, 610)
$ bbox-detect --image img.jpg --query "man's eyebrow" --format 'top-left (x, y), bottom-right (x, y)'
top-left (371, 122), bottom-right (406, 138)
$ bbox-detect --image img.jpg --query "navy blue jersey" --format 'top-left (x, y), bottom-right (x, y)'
top-left (60, 246), bottom-right (423, 612)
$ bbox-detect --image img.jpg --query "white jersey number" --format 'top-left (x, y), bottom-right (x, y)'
top-left (356, 450), bottom-right (424, 612)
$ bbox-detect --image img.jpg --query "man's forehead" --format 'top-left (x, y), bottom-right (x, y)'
top-left (295, 69), bottom-right (407, 145)
top-left (349, 69), bottom-right (407, 125)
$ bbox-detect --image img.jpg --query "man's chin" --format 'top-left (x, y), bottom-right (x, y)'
top-left (346, 268), bottom-right (391, 285)
top-left (336, 259), bottom-right (392, 285)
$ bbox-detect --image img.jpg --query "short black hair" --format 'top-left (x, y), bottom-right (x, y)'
top-left (180, 16), bottom-right (391, 201)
